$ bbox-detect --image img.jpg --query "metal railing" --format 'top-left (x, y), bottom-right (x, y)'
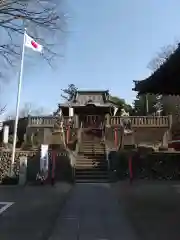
top-left (110, 116), bottom-right (170, 127)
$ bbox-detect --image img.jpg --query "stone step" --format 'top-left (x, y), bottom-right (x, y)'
top-left (75, 172), bottom-right (108, 178)
top-left (80, 140), bottom-right (105, 144)
top-left (75, 179), bottom-right (109, 183)
top-left (76, 164), bottom-right (106, 168)
top-left (79, 147), bottom-right (105, 151)
top-left (75, 176), bottom-right (109, 181)
top-left (80, 146), bottom-right (105, 149)
top-left (80, 142), bottom-right (105, 145)
top-left (75, 139), bottom-right (108, 182)
top-left (78, 153), bottom-right (106, 157)
top-left (79, 151), bottom-right (105, 155)
top-left (76, 162), bottom-right (107, 167)
top-left (76, 167), bottom-right (107, 171)
top-left (77, 153), bottom-right (105, 157)
top-left (76, 165), bottom-right (107, 169)
top-left (80, 145), bottom-right (105, 148)
top-left (76, 157), bottom-right (106, 162)
top-left (77, 158), bottom-right (105, 161)
top-left (75, 168), bottom-right (109, 182)
top-left (76, 160), bottom-right (106, 164)
top-left (75, 167), bottom-right (108, 173)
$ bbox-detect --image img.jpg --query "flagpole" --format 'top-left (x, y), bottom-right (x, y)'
top-left (11, 28), bottom-right (26, 174)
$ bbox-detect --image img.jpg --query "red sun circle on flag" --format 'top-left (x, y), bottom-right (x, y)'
top-left (31, 40), bottom-right (38, 49)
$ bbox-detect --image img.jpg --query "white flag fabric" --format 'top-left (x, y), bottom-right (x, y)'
top-left (113, 106), bottom-right (118, 116)
top-left (24, 33), bottom-right (43, 52)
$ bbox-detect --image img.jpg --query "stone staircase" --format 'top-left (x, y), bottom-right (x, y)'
top-left (75, 131), bottom-right (109, 182)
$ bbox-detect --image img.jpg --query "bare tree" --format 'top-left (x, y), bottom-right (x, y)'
top-left (148, 43), bottom-right (178, 72)
top-left (19, 102), bottom-right (45, 117)
top-left (0, 0), bottom-right (67, 116)
top-left (147, 42), bottom-right (180, 122)
top-left (0, 0), bottom-right (67, 70)
top-left (0, 86), bottom-right (6, 115)
top-left (6, 102), bottom-right (45, 119)
top-left (0, 104), bottom-right (6, 115)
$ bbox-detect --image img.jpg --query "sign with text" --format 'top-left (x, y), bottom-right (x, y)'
top-left (40, 144), bottom-right (49, 172)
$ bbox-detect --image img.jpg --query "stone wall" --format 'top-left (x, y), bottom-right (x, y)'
top-left (105, 127), bottom-right (122, 150)
top-left (133, 127), bottom-right (170, 147)
top-left (0, 150), bottom-right (74, 183)
top-left (105, 126), bottom-right (170, 150)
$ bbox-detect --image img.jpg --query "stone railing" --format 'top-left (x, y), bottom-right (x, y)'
top-left (28, 116), bottom-right (55, 127)
top-left (110, 116), bottom-right (171, 128)
top-left (28, 116), bottom-right (74, 128)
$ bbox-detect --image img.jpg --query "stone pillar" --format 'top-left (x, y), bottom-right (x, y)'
top-left (18, 156), bottom-right (27, 185)
top-left (162, 130), bottom-right (171, 147)
top-left (43, 128), bottom-right (52, 144)
top-left (168, 115), bottom-right (173, 129)
top-left (3, 125), bottom-right (9, 144)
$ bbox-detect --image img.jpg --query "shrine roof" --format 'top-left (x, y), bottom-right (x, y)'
top-left (60, 90), bottom-right (115, 107)
top-left (133, 44), bottom-right (180, 95)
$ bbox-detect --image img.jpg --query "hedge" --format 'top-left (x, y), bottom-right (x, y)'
top-left (109, 150), bottom-right (180, 180)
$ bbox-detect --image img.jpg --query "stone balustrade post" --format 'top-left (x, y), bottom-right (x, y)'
top-left (168, 115), bottom-right (173, 129)
top-left (105, 114), bottom-right (110, 127)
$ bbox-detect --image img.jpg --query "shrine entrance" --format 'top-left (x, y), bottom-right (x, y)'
top-left (80, 114), bottom-right (104, 129)
top-left (79, 114), bottom-right (104, 141)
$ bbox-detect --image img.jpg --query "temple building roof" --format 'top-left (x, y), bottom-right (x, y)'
top-left (133, 44), bottom-right (180, 95)
top-left (60, 90), bottom-right (115, 108)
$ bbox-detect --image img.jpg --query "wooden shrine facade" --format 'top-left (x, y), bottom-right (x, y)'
top-left (58, 90), bottom-right (114, 129)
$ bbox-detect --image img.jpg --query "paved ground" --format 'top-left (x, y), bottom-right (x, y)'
top-left (3, 181), bottom-right (177, 240)
top-left (0, 183), bottom-right (71, 240)
top-left (112, 180), bottom-right (180, 240)
top-left (49, 183), bottom-right (138, 240)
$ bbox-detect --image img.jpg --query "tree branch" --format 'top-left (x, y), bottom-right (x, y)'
top-left (0, 0), bottom-right (67, 71)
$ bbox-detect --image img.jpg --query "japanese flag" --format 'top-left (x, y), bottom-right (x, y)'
top-left (25, 33), bottom-right (43, 52)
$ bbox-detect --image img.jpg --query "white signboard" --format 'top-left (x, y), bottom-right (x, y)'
top-left (40, 144), bottom-right (49, 172)
top-left (69, 107), bottom-right (74, 117)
